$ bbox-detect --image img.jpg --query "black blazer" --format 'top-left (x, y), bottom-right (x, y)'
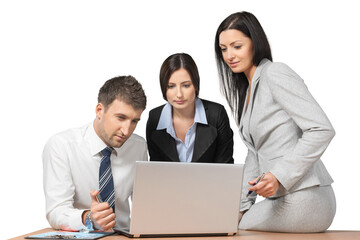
top-left (146, 99), bottom-right (234, 163)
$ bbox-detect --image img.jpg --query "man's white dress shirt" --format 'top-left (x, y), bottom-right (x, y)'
top-left (42, 122), bottom-right (147, 231)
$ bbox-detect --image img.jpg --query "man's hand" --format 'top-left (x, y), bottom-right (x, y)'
top-left (89, 190), bottom-right (116, 231)
top-left (248, 172), bottom-right (280, 198)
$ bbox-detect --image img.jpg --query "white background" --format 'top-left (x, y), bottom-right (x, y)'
top-left (1, 0), bottom-right (359, 238)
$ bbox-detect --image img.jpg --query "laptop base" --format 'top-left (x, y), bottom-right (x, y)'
top-left (115, 229), bottom-right (236, 238)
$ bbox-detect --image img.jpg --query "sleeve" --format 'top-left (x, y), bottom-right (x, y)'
top-left (213, 105), bottom-right (234, 163)
top-left (240, 149), bottom-right (260, 212)
top-left (146, 111), bottom-right (164, 161)
top-left (42, 136), bottom-right (86, 231)
top-left (131, 139), bottom-right (148, 203)
top-left (141, 138), bottom-right (149, 162)
top-left (265, 63), bottom-right (335, 191)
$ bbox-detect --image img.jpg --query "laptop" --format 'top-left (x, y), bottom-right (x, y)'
top-left (116, 161), bottom-right (244, 238)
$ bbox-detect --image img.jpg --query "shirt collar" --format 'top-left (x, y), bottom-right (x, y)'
top-left (84, 121), bottom-right (108, 156)
top-left (156, 98), bottom-right (207, 131)
top-left (156, 102), bottom-right (173, 130)
top-left (84, 121), bottom-right (121, 157)
top-left (194, 98), bottom-right (208, 125)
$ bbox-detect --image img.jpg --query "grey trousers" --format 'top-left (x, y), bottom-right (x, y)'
top-left (239, 185), bottom-right (336, 233)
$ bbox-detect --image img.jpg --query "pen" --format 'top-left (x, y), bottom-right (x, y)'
top-left (246, 173), bottom-right (265, 197)
top-left (95, 194), bottom-right (102, 203)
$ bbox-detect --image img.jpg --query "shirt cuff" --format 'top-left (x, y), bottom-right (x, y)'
top-left (68, 209), bottom-right (87, 231)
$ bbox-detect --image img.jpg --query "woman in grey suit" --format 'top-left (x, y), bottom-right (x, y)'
top-left (215, 12), bottom-right (336, 232)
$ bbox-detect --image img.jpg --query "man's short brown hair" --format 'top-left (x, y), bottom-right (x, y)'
top-left (98, 75), bottom-right (146, 111)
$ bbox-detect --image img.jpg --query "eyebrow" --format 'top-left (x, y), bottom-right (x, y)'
top-left (115, 113), bottom-right (141, 121)
top-left (219, 40), bottom-right (243, 47)
top-left (168, 80), bottom-right (192, 84)
top-left (115, 113), bottom-right (127, 117)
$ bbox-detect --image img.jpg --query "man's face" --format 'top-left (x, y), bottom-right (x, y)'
top-left (95, 99), bottom-right (143, 148)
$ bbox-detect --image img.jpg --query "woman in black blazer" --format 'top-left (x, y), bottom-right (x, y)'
top-left (146, 53), bottom-right (234, 163)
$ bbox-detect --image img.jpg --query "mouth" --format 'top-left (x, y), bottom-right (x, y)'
top-left (229, 61), bottom-right (240, 68)
top-left (175, 100), bottom-right (185, 105)
top-left (115, 135), bottom-right (126, 141)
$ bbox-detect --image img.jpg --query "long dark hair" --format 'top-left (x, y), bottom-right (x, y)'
top-left (159, 53), bottom-right (200, 101)
top-left (215, 11), bottom-right (272, 125)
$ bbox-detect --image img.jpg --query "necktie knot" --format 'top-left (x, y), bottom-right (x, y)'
top-left (101, 147), bottom-right (112, 158)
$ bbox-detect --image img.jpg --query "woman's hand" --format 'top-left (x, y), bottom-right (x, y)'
top-left (238, 211), bottom-right (246, 223)
top-left (248, 172), bottom-right (280, 198)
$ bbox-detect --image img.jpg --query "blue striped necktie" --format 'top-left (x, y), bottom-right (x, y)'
top-left (99, 147), bottom-right (115, 212)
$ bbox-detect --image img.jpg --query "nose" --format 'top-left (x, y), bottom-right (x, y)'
top-left (227, 49), bottom-right (235, 61)
top-left (121, 120), bottom-right (131, 137)
top-left (176, 86), bottom-right (183, 99)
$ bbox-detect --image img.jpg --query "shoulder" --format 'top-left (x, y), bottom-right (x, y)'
top-left (261, 61), bottom-right (302, 86)
top-left (43, 124), bottom-right (89, 158)
top-left (127, 133), bottom-right (146, 144)
top-left (122, 133), bottom-right (147, 153)
top-left (262, 61), bottom-right (299, 78)
top-left (262, 61), bottom-right (292, 75)
top-left (147, 104), bottom-right (166, 131)
top-left (45, 124), bottom-right (87, 148)
top-left (200, 99), bottom-right (228, 123)
top-left (149, 104), bottom-right (166, 115)
top-left (148, 104), bottom-right (166, 119)
top-left (201, 99), bottom-right (226, 112)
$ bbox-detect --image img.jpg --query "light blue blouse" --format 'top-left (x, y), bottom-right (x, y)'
top-left (156, 98), bottom-right (208, 162)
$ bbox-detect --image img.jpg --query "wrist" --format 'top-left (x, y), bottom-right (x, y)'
top-left (84, 211), bottom-right (94, 232)
top-left (82, 210), bottom-right (90, 225)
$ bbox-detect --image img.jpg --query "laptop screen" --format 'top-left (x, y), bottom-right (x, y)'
top-left (126, 161), bottom-right (244, 236)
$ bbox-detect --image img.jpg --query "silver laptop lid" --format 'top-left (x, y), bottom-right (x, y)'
top-left (129, 161), bottom-right (244, 236)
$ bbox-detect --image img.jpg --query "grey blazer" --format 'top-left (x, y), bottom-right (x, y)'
top-left (240, 59), bottom-right (335, 212)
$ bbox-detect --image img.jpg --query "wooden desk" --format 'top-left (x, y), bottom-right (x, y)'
top-left (9, 228), bottom-right (360, 240)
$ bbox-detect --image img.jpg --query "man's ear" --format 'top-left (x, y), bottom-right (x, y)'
top-left (95, 103), bottom-right (104, 120)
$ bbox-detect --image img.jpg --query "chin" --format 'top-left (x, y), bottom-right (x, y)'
top-left (110, 139), bottom-right (125, 148)
top-left (112, 143), bottom-right (124, 148)
top-left (173, 104), bottom-right (190, 111)
top-left (231, 68), bottom-right (243, 74)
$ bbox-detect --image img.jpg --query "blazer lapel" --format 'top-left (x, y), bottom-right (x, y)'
top-left (240, 59), bottom-right (270, 152)
top-left (247, 60), bottom-right (269, 116)
top-left (151, 129), bottom-right (180, 162)
top-left (192, 123), bottom-right (217, 162)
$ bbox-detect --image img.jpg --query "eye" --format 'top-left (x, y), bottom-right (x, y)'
top-left (167, 85), bottom-right (175, 89)
top-left (117, 116), bottom-right (125, 120)
top-left (220, 48), bottom-right (227, 52)
top-left (184, 84), bottom-right (191, 88)
top-left (234, 45), bottom-right (242, 49)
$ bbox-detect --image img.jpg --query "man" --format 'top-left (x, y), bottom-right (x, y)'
top-left (43, 76), bottom-right (147, 232)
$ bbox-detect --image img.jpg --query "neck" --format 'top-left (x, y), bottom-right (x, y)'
top-left (244, 65), bottom-right (257, 84)
top-left (93, 119), bottom-right (114, 147)
top-left (93, 119), bottom-right (101, 139)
